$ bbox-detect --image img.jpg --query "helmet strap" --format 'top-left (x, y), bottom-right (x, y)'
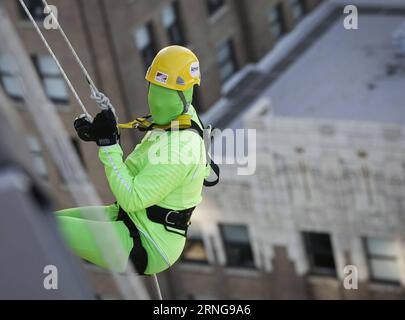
top-left (177, 91), bottom-right (190, 114)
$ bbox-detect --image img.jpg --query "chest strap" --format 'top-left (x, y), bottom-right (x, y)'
top-left (146, 205), bottom-right (195, 237)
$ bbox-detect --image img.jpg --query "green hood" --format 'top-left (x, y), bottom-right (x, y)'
top-left (148, 83), bottom-right (193, 125)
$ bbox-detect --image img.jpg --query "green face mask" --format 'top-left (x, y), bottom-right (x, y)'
top-left (148, 83), bottom-right (193, 125)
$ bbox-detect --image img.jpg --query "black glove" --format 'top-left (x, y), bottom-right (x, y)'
top-left (74, 114), bottom-right (95, 142)
top-left (91, 109), bottom-right (118, 146)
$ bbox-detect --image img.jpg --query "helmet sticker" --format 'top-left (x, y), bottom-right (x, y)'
top-left (190, 62), bottom-right (200, 78)
top-left (176, 76), bottom-right (185, 85)
top-left (155, 71), bottom-right (168, 84)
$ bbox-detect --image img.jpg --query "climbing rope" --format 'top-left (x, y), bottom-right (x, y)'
top-left (41, 0), bottom-right (97, 90)
top-left (152, 274), bottom-right (163, 300)
top-left (18, 0), bottom-right (92, 119)
top-left (40, 0), bottom-right (117, 119)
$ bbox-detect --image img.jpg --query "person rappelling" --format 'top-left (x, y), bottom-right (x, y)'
top-left (55, 45), bottom-right (219, 275)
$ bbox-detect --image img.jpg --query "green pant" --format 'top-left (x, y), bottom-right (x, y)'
top-left (56, 204), bottom-right (179, 275)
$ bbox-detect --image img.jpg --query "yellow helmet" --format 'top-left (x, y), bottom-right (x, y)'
top-left (145, 45), bottom-right (201, 91)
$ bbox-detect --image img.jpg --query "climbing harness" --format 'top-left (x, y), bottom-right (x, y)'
top-left (146, 205), bottom-right (195, 237)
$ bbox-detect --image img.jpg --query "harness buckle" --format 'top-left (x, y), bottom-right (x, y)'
top-left (164, 210), bottom-right (180, 226)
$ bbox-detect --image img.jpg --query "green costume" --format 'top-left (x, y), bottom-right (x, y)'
top-left (56, 84), bottom-right (209, 274)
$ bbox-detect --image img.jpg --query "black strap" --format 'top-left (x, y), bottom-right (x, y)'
top-left (146, 205), bottom-right (194, 237)
top-left (182, 120), bottom-right (220, 187)
top-left (203, 160), bottom-right (220, 187)
top-left (116, 207), bottom-right (148, 275)
top-left (177, 91), bottom-right (190, 114)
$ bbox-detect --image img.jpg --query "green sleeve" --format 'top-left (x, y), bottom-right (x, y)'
top-left (98, 143), bottom-right (193, 213)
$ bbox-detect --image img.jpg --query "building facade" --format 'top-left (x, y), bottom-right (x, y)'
top-left (162, 0), bottom-right (405, 300)
top-left (171, 99), bottom-right (405, 300)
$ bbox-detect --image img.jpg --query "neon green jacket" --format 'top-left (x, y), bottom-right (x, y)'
top-left (98, 106), bottom-right (208, 274)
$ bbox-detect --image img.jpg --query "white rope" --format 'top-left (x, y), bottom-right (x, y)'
top-left (152, 274), bottom-right (163, 300)
top-left (18, 0), bottom-right (91, 119)
top-left (40, 0), bottom-right (117, 118)
top-left (41, 0), bottom-right (97, 90)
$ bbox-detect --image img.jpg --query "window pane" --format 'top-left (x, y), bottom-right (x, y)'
top-left (312, 253), bottom-right (336, 270)
top-left (225, 243), bottom-right (255, 268)
top-left (21, 0), bottom-right (45, 20)
top-left (366, 238), bottom-right (398, 257)
top-left (2, 75), bottom-right (24, 99)
top-left (33, 155), bottom-right (48, 178)
top-left (370, 258), bottom-right (401, 282)
top-left (135, 25), bottom-right (151, 50)
top-left (37, 56), bottom-right (60, 76)
top-left (27, 136), bottom-right (48, 178)
top-left (162, 4), bottom-right (176, 28)
top-left (182, 238), bottom-right (209, 263)
top-left (207, 0), bottom-right (225, 16)
top-left (292, 6), bottom-right (304, 20)
top-left (290, 0), bottom-right (305, 23)
top-left (217, 40), bottom-right (237, 82)
top-left (0, 55), bottom-right (15, 74)
top-left (220, 224), bottom-right (254, 268)
top-left (141, 46), bottom-right (156, 71)
top-left (269, 4), bottom-right (285, 40)
top-left (27, 136), bottom-right (41, 152)
top-left (271, 24), bottom-right (282, 39)
top-left (219, 62), bottom-right (234, 82)
top-left (43, 78), bottom-right (69, 101)
top-left (303, 232), bottom-right (336, 275)
top-left (217, 43), bottom-right (231, 64)
top-left (221, 225), bottom-right (250, 243)
top-left (71, 138), bottom-right (85, 166)
top-left (269, 10), bottom-right (277, 23)
top-left (168, 25), bottom-right (185, 45)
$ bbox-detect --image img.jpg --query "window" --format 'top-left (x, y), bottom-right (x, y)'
top-left (217, 39), bottom-right (238, 83)
top-left (71, 138), bottom-right (86, 167)
top-left (162, 2), bottom-right (186, 45)
top-left (33, 55), bottom-right (69, 103)
top-left (303, 232), bottom-right (336, 276)
top-left (269, 4), bottom-right (286, 41)
top-left (289, 0), bottom-right (306, 24)
top-left (20, 0), bottom-right (45, 21)
top-left (135, 23), bottom-right (156, 72)
top-left (181, 230), bottom-right (209, 264)
top-left (56, 138), bottom-right (86, 184)
top-left (27, 136), bottom-right (48, 179)
top-left (364, 238), bottom-right (401, 284)
top-left (206, 0), bottom-right (225, 17)
top-left (0, 55), bottom-right (24, 100)
top-left (220, 224), bottom-right (254, 268)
